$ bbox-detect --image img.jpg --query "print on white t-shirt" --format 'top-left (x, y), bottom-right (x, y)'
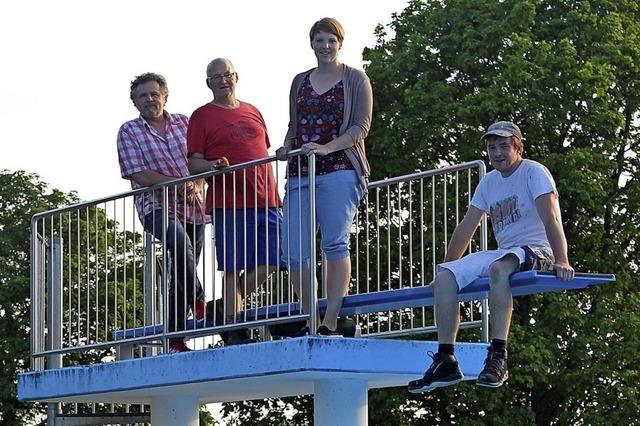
top-left (471, 159), bottom-right (559, 250)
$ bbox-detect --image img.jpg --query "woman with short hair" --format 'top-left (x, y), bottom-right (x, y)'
top-left (277, 17), bottom-right (373, 336)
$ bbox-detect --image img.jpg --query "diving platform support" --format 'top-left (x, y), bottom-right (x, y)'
top-left (19, 337), bottom-right (487, 425)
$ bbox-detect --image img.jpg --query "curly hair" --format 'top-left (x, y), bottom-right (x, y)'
top-left (129, 72), bottom-right (169, 103)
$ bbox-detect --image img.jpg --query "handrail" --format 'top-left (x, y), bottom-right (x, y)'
top-left (30, 153), bottom-right (481, 221)
top-left (368, 160), bottom-right (486, 189)
top-left (30, 148), bottom-right (305, 222)
top-left (29, 153), bottom-right (488, 366)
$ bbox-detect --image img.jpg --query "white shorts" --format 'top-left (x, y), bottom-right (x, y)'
top-left (437, 248), bottom-right (526, 290)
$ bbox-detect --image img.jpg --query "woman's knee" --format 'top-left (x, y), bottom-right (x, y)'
top-left (322, 240), bottom-right (350, 261)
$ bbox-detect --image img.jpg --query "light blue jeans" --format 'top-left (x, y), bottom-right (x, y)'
top-left (281, 170), bottom-right (364, 270)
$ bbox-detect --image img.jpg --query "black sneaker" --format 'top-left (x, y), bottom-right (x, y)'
top-left (317, 325), bottom-right (342, 337)
top-left (407, 351), bottom-right (464, 393)
top-left (290, 325), bottom-right (311, 338)
top-left (223, 328), bottom-right (257, 346)
top-left (476, 348), bottom-right (508, 388)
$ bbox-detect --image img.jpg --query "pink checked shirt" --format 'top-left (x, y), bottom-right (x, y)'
top-left (117, 112), bottom-right (207, 224)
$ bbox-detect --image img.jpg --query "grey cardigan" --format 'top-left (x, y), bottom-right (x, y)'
top-left (285, 64), bottom-right (373, 191)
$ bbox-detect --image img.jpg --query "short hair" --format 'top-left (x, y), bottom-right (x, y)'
top-left (206, 58), bottom-right (235, 78)
top-left (484, 135), bottom-right (524, 154)
top-left (129, 72), bottom-right (169, 102)
top-left (309, 17), bottom-right (345, 44)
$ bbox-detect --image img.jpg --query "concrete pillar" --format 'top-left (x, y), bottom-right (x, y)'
top-left (151, 395), bottom-right (199, 426)
top-left (314, 379), bottom-right (368, 426)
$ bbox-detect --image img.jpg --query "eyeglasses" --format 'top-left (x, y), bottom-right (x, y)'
top-left (208, 72), bottom-right (236, 82)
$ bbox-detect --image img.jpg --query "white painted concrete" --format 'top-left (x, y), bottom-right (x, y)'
top-left (315, 379), bottom-right (368, 426)
top-left (151, 395), bottom-right (199, 426)
top-left (19, 338), bottom-right (488, 423)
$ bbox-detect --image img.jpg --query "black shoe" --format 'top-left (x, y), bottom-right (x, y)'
top-left (223, 328), bottom-right (257, 346)
top-left (317, 325), bottom-right (342, 337)
top-left (336, 317), bottom-right (357, 338)
top-left (407, 351), bottom-right (464, 393)
top-left (476, 348), bottom-right (508, 388)
top-left (291, 325), bottom-right (311, 338)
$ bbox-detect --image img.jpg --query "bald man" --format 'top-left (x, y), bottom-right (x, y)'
top-left (187, 58), bottom-right (282, 345)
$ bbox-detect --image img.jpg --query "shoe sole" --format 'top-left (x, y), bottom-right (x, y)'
top-left (476, 371), bottom-right (509, 388)
top-left (408, 377), bottom-right (464, 393)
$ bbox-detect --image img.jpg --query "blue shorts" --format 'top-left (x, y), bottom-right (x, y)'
top-left (214, 208), bottom-right (282, 271)
top-left (281, 170), bottom-right (364, 270)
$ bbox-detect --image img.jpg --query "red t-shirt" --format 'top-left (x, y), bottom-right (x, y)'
top-left (187, 102), bottom-right (281, 212)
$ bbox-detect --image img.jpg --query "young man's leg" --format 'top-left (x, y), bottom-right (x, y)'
top-left (477, 254), bottom-right (519, 388)
top-left (408, 269), bottom-right (464, 393)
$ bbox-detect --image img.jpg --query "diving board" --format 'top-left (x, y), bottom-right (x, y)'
top-left (113, 271), bottom-right (615, 340)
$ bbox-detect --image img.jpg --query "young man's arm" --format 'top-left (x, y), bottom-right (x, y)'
top-left (535, 192), bottom-right (575, 281)
top-left (444, 205), bottom-right (485, 262)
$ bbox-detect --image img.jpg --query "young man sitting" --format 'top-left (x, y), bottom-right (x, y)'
top-left (408, 121), bottom-right (574, 393)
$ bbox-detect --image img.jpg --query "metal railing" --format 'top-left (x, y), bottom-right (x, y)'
top-left (29, 153), bottom-right (487, 370)
top-left (352, 160), bottom-right (487, 338)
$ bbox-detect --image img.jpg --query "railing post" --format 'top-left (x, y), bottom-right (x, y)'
top-left (144, 232), bottom-right (159, 356)
top-left (308, 153), bottom-right (317, 334)
top-left (30, 224), bottom-right (45, 372)
top-left (46, 236), bottom-right (63, 425)
top-left (477, 162), bottom-right (490, 343)
top-left (162, 187), bottom-right (170, 352)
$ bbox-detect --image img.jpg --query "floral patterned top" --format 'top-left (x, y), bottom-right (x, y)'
top-left (288, 75), bottom-right (354, 176)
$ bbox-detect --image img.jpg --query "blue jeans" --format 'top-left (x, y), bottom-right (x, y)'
top-left (281, 170), bottom-right (363, 270)
top-left (143, 211), bottom-right (204, 332)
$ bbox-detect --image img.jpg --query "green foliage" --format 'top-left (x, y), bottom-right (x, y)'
top-left (360, 0), bottom-right (640, 423)
top-left (200, 407), bottom-right (218, 425)
top-left (223, 0), bottom-right (640, 423)
top-left (0, 170), bottom-right (77, 424)
top-left (221, 396), bottom-right (313, 425)
top-left (0, 170), bottom-right (148, 423)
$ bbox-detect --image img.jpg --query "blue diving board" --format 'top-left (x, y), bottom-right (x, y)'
top-left (113, 270), bottom-right (615, 340)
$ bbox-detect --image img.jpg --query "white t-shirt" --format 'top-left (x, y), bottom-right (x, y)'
top-left (471, 159), bottom-right (559, 250)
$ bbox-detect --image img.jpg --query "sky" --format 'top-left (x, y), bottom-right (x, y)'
top-left (0, 0), bottom-right (408, 203)
top-left (2, 2), bottom-right (410, 422)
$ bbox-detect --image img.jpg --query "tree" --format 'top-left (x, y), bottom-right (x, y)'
top-left (222, 0), bottom-right (640, 423)
top-left (361, 0), bottom-right (640, 424)
top-left (0, 170), bottom-right (77, 424)
top-left (0, 170), bottom-right (217, 424)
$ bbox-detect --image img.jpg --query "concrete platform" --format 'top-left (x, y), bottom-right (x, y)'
top-left (19, 337), bottom-right (487, 405)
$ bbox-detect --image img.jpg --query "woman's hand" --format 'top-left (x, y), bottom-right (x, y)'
top-left (301, 143), bottom-right (331, 156)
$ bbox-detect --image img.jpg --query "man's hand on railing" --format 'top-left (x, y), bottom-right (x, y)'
top-left (212, 157), bottom-right (229, 170)
top-left (276, 146), bottom-right (291, 160)
top-left (176, 181), bottom-right (200, 204)
top-left (184, 181), bottom-right (197, 204)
